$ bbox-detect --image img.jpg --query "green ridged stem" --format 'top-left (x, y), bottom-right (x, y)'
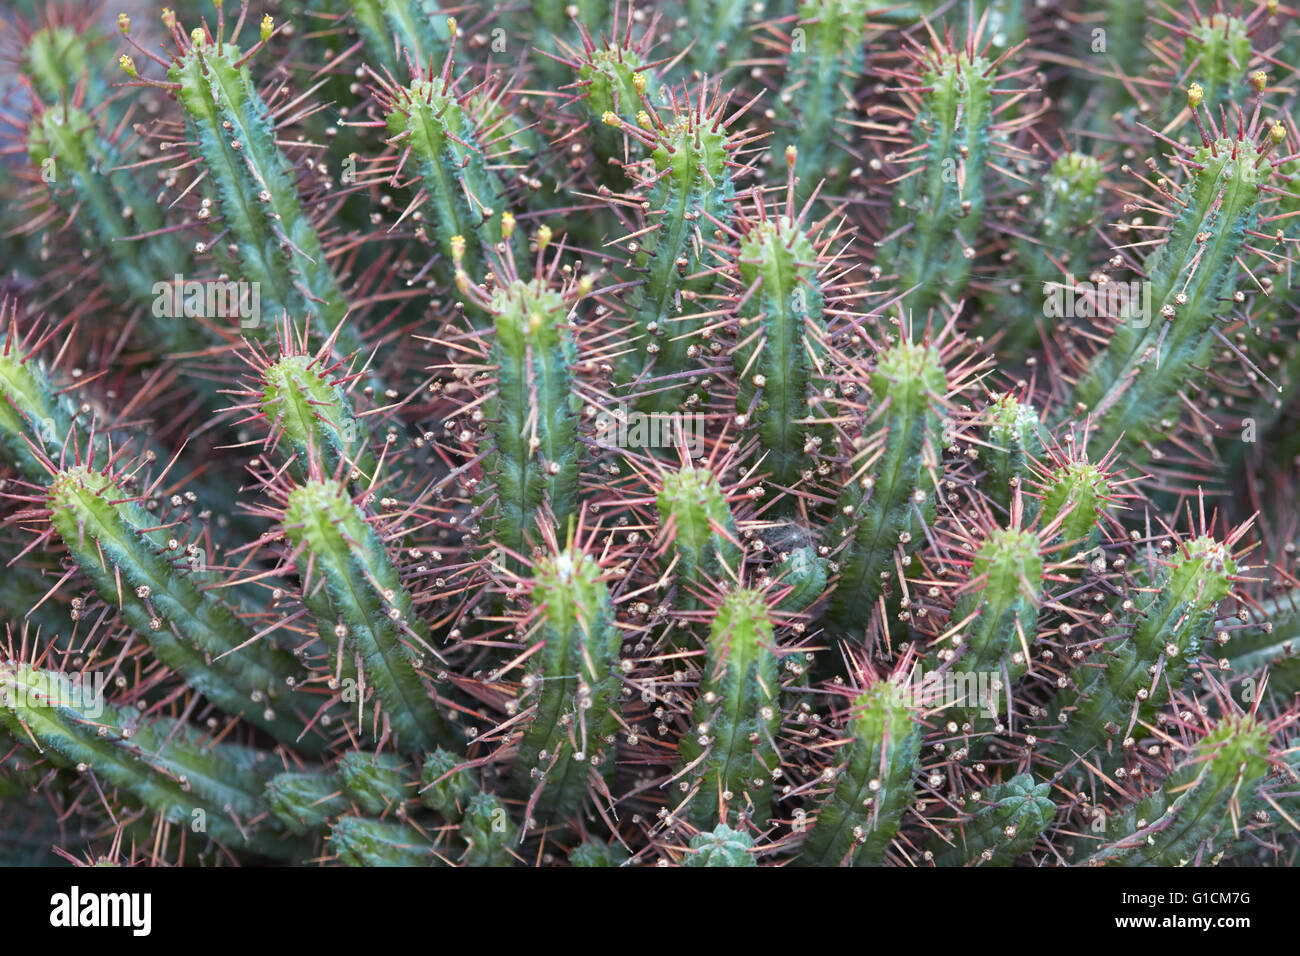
top-left (418, 751), bottom-right (516, 863)
top-left (530, 0), bottom-right (611, 88)
top-left (0, 663), bottom-right (295, 857)
top-left (265, 770), bottom-right (349, 834)
top-left (45, 465), bottom-right (317, 749)
top-left (330, 816), bottom-right (436, 866)
top-left (983, 394), bottom-right (1046, 515)
top-left (347, 0), bottom-right (453, 81)
top-left (0, 336), bottom-right (251, 529)
top-left (774, 546), bottom-right (830, 614)
top-left (259, 355), bottom-right (376, 481)
top-left (826, 340), bottom-right (947, 634)
top-left (1070, 132), bottom-right (1269, 461)
top-left (577, 40), bottom-right (656, 187)
top-left (570, 838), bottom-right (628, 866)
top-left (459, 791), bottom-right (517, 866)
top-left (420, 747), bottom-right (475, 820)
top-left (476, 277), bottom-right (582, 558)
top-left (284, 477), bottom-right (455, 752)
top-left (382, 74), bottom-right (516, 308)
top-left (995, 153), bottom-right (1105, 354)
top-left (798, 678), bottom-right (921, 866)
top-left (168, 37), bottom-right (357, 354)
top-left (683, 821), bottom-right (756, 866)
top-left (878, 44), bottom-right (997, 322)
top-left (1084, 714), bottom-right (1272, 866)
top-left (733, 214), bottom-right (832, 491)
top-left (615, 101), bottom-right (737, 412)
top-left (929, 773), bottom-right (1056, 866)
top-left (931, 527), bottom-right (1043, 715)
top-left (656, 465), bottom-right (742, 614)
top-left (677, 588), bottom-right (780, 828)
top-left (772, 0), bottom-right (870, 201)
top-left (27, 104), bottom-right (206, 360)
top-left (23, 25), bottom-right (105, 106)
top-left (0, 346), bottom-right (89, 483)
top-left (513, 544), bottom-right (622, 824)
top-left (1039, 459), bottom-right (1114, 552)
top-left (1042, 536), bottom-right (1236, 773)
top-left (1169, 13), bottom-right (1251, 116)
top-left (338, 751), bottom-right (417, 815)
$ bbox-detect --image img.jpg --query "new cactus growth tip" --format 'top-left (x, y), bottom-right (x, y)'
top-left (1, 0), bottom-right (1299, 872)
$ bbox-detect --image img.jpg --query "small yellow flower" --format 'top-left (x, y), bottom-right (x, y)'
top-left (1187, 83), bottom-right (1204, 110)
top-left (261, 15), bottom-right (274, 43)
top-left (119, 54), bottom-right (138, 78)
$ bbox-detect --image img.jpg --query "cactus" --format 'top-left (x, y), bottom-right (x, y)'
top-left (1083, 711), bottom-right (1274, 866)
top-left (797, 672), bottom-right (921, 866)
top-left (676, 586), bottom-right (780, 828)
top-left (0, 0), bottom-right (1298, 870)
top-left (927, 772), bottom-right (1056, 867)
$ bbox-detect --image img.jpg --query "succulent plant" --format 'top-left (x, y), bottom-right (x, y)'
top-left (1, 0), bottom-right (1298, 870)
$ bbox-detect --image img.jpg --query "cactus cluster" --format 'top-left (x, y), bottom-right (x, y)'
top-left (1, 0), bottom-right (1299, 868)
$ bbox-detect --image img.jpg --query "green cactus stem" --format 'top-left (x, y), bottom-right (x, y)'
top-left (513, 542), bottom-right (622, 825)
top-left (284, 477), bottom-right (455, 753)
top-left (798, 676), bottom-right (921, 865)
top-left (677, 587), bottom-right (781, 828)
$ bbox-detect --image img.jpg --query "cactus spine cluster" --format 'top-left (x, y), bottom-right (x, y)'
top-left (0, 0), bottom-right (1299, 869)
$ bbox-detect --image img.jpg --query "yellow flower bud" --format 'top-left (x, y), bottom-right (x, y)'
top-left (501, 211), bottom-right (516, 240)
top-left (119, 54), bottom-right (138, 78)
top-left (537, 224), bottom-right (553, 251)
top-left (117, 13), bottom-right (131, 35)
top-left (261, 15), bottom-right (274, 43)
top-left (601, 111), bottom-right (621, 128)
top-left (1187, 83), bottom-right (1204, 110)
top-left (1251, 71), bottom-right (1267, 94)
